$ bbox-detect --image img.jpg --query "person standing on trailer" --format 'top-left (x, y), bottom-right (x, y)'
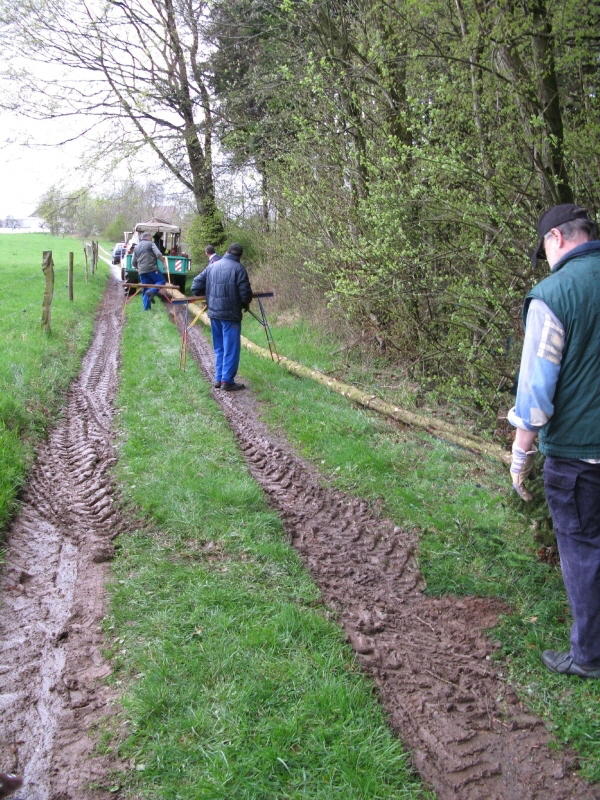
top-left (191, 243), bottom-right (252, 391)
top-left (133, 232), bottom-right (168, 311)
top-left (153, 232), bottom-right (166, 254)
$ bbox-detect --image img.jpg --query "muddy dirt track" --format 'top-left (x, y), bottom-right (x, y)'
top-left (1, 276), bottom-right (599, 800)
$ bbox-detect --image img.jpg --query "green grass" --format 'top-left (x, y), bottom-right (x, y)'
top-left (235, 310), bottom-right (600, 783)
top-left (0, 233), bottom-right (108, 533)
top-left (1, 258), bottom-right (598, 791)
top-left (109, 304), bottom-right (433, 799)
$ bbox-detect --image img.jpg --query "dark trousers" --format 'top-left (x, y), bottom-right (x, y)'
top-left (210, 319), bottom-right (241, 384)
top-left (544, 456), bottom-right (600, 667)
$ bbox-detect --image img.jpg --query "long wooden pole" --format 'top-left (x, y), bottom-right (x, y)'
top-left (177, 292), bottom-right (511, 465)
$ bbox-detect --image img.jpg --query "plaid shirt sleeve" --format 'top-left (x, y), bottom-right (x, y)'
top-left (508, 299), bottom-right (564, 432)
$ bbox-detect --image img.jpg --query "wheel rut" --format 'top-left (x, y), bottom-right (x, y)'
top-left (0, 278), bottom-right (126, 800)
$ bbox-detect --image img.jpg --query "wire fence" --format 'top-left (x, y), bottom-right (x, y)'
top-left (39, 242), bottom-right (99, 332)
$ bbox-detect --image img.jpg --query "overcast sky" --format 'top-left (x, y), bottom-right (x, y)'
top-left (0, 104), bottom-right (253, 224)
top-left (0, 111), bottom-right (90, 220)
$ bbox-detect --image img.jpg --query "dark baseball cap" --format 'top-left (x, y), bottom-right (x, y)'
top-left (532, 203), bottom-right (591, 266)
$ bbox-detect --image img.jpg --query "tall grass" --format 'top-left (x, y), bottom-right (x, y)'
top-left (0, 233), bottom-right (108, 532)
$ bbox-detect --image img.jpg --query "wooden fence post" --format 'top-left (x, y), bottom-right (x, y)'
top-left (41, 250), bottom-right (54, 333)
top-left (68, 252), bottom-right (74, 301)
top-left (83, 245), bottom-right (89, 282)
top-left (92, 241), bottom-right (98, 274)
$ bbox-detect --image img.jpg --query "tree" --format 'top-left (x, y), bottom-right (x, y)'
top-left (0, 0), bottom-right (223, 234)
top-left (103, 213), bottom-right (129, 244)
top-left (35, 186), bottom-right (96, 235)
top-left (207, 0), bottom-right (600, 421)
top-left (35, 186), bottom-right (69, 236)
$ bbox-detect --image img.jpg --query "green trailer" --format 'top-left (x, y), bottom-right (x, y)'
top-left (121, 218), bottom-right (192, 293)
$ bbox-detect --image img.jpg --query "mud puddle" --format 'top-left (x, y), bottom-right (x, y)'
top-left (181, 313), bottom-right (600, 800)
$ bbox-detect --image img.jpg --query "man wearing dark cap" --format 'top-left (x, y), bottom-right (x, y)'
top-left (508, 203), bottom-right (600, 678)
top-left (191, 243), bottom-right (253, 390)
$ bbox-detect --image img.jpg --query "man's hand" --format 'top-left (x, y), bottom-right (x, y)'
top-left (510, 442), bottom-right (538, 501)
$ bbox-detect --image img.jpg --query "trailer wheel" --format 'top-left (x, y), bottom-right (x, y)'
top-left (121, 268), bottom-right (130, 295)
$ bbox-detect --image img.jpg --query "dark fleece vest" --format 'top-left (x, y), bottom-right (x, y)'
top-left (524, 242), bottom-right (600, 458)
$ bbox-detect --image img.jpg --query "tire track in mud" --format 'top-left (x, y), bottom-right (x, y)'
top-left (0, 278), bottom-right (126, 800)
top-left (181, 315), bottom-right (599, 800)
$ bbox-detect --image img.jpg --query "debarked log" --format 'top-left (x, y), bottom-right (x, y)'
top-left (181, 297), bottom-right (511, 466)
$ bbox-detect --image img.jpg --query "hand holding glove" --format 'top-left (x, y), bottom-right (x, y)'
top-left (510, 442), bottom-right (538, 501)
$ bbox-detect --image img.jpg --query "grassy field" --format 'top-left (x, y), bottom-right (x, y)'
top-left (107, 301), bottom-right (599, 794)
top-left (0, 233), bottom-right (109, 533)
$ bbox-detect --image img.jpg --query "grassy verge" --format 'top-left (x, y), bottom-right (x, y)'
top-left (234, 311), bottom-right (600, 782)
top-left (109, 303), bottom-right (433, 799)
top-left (0, 233), bottom-right (108, 534)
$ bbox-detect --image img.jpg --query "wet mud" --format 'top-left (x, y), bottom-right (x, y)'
top-left (0, 279), bottom-right (126, 799)
top-left (0, 278), bottom-right (598, 800)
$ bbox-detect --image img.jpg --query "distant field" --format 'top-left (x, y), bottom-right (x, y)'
top-left (0, 233), bottom-right (108, 532)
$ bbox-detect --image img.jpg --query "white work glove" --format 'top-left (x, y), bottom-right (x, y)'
top-left (510, 443), bottom-right (538, 501)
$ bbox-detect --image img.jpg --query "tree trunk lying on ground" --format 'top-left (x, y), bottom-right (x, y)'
top-left (180, 297), bottom-right (511, 466)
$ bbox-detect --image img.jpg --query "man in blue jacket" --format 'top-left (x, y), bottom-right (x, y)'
top-left (191, 243), bottom-right (253, 391)
top-left (509, 203), bottom-right (600, 678)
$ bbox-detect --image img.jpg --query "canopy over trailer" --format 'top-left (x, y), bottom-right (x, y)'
top-left (121, 218), bottom-right (192, 293)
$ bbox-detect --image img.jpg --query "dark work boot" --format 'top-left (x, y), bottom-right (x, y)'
top-left (0, 773), bottom-right (24, 798)
top-left (541, 650), bottom-right (600, 678)
top-left (220, 381), bottom-right (245, 391)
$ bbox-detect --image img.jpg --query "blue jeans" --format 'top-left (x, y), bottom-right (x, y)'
top-left (210, 319), bottom-right (241, 384)
top-left (139, 270), bottom-right (166, 310)
top-left (544, 456), bottom-right (600, 667)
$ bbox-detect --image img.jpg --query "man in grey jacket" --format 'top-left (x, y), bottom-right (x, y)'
top-left (132, 232), bottom-right (168, 310)
top-left (191, 243), bottom-right (252, 390)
